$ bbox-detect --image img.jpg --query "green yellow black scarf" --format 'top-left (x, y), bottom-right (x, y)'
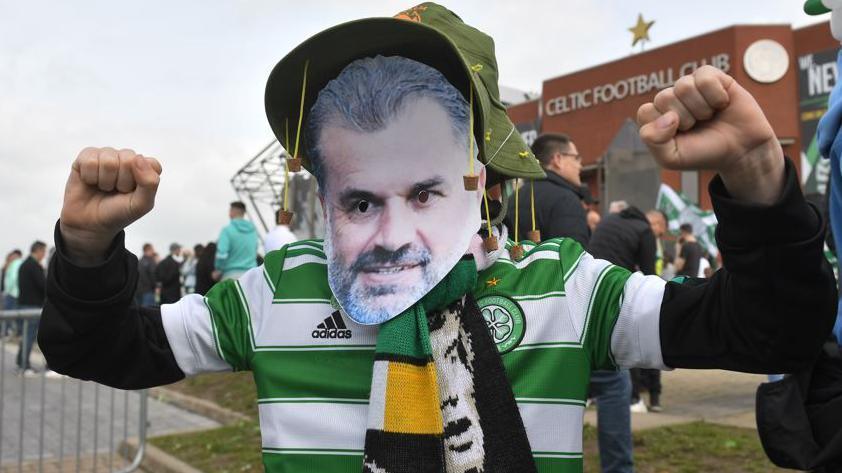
top-left (363, 257), bottom-right (536, 473)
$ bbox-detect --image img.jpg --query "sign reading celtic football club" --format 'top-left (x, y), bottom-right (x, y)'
top-left (477, 295), bottom-right (526, 354)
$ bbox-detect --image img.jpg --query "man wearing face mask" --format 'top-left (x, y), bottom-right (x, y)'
top-left (38, 4), bottom-right (837, 472)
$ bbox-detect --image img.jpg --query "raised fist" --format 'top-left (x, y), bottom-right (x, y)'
top-left (637, 65), bottom-right (784, 204)
top-left (60, 147), bottom-right (162, 262)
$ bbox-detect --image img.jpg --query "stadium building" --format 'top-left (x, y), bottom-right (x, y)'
top-left (507, 21), bottom-right (839, 210)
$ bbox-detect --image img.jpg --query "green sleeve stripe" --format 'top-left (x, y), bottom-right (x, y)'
top-left (557, 238), bottom-right (585, 261)
top-left (579, 264), bottom-right (613, 345)
top-left (234, 280), bottom-right (258, 349)
top-left (262, 267), bottom-right (276, 294)
top-left (583, 265), bottom-right (631, 370)
top-left (262, 247), bottom-right (286, 294)
top-left (203, 280), bottom-right (255, 371)
top-left (557, 238), bottom-right (586, 282)
top-left (563, 252), bottom-right (585, 282)
top-left (606, 293), bottom-right (624, 368)
top-left (202, 297), bottom-right (228, 366)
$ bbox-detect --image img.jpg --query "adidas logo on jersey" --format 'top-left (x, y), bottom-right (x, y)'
top-left (312, 311), bottom-right (353, 339)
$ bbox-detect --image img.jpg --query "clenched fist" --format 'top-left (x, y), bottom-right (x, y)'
top-left (637, 65), bottom-right (785, 205)
top-left (60, 147), bottom-right (162, 264)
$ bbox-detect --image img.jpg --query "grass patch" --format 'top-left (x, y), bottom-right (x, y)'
top-left (584, 422), bottom-right (787, 473)
top-left (166, 371), bottom-right (258, 419)
top-left (151, 420), bottom-right (262, 473)
top-left (153, 421), bottom-right (787, 473)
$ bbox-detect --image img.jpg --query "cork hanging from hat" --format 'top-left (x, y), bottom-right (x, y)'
top-left (526, 179), bottom-right (541, 242)
top-left (510, 179), bottom-right (524, 260)
top-left (287, 60), bottom-right (308, 173)
top-left (279, 60), bottom-right (309, 225)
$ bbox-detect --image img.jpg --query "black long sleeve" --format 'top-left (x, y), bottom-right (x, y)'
top-left (659, 159), bottom-right (838, 373)
top-left (39, 223), bottom-right (184, 389)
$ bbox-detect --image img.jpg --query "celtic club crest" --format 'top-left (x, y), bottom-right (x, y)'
top-left (477, 295), bottom-right (525, 354)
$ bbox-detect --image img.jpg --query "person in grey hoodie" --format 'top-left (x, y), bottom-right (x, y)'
top-left (213, 201), bottom-right (258, 280)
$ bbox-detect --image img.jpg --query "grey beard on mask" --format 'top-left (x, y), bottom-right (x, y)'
top-left (323, 193), bottom-right (482, 325)
top-left (326, 237), bottom-right (437, 324)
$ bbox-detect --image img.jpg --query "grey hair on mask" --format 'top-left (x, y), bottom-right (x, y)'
top-left (304, 55), bottom-right (469, 193)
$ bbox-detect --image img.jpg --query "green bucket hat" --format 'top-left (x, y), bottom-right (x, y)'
top-left (264, 2), bottom-right (545, 182)
top-left (804, 0), bottom-right (832, 15)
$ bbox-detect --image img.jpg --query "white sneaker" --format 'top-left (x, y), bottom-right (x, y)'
top-left (630, 399), bottom-right (648, 413)
top-left (44, 370), bottom-right (64, 380)
top-left (19, 368), bottom-right (39, 378)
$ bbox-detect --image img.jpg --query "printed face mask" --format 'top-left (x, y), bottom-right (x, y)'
top-left (319, 96), bottom-right (481, 325)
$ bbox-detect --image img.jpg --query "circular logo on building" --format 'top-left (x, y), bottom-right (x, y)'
top-left (743, 39), bottom-right (789, 84)
top-left (477, 295), bottom-right (525, 354)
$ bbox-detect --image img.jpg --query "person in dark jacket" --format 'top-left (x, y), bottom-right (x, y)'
top-left (135, 243), bottom-right (157, 307)
top-left (675, 223), bottom-right (704, 278)
top-left (505, 133), bottom-right (589, 246)
top-left (194, 242), bottom-right (216, 296)
top-left (16, 241), bottom-right (47, 374)
top-left (155, 243), bottom-right (182, 304)
top-left (588, 206), bottom-right (657, 276)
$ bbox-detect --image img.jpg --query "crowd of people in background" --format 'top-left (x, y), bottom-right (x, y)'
top-left (0, 241), bottom-right (60, 378)
top-left (0, 201), bottom-right (298, 378)
top-left (131, 202), bottom-right (298, 306)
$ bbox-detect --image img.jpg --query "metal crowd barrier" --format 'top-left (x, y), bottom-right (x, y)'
top-left (0, 308), bottom-right (146, 473)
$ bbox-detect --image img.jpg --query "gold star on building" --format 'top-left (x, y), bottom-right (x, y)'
top-left (629, 14), bottom-right (655, 48)
top-left (486, 277), bottom-right (501, 287)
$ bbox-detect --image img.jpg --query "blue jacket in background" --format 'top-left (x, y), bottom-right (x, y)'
top-left (215, 218), bottom-right (259, 277)
top-left (816, 49), bottom-right (842, 346)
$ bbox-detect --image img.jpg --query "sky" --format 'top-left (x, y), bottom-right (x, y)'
top-left (0, 0), bottom-right (830, 257)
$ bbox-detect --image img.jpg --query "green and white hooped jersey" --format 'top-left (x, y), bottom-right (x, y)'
top-left (160, 238), bottom-right (667, 473)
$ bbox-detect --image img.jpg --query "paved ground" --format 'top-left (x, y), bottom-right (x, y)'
top-left (0, 453), bottom-right (134, 473)
top-left (0, 339), bottom-right (219, 470)
top-left (584, 368), bottom-right (769, 431)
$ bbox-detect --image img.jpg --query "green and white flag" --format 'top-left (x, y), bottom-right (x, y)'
top-left (655, 183), bottom-right (719, 259)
